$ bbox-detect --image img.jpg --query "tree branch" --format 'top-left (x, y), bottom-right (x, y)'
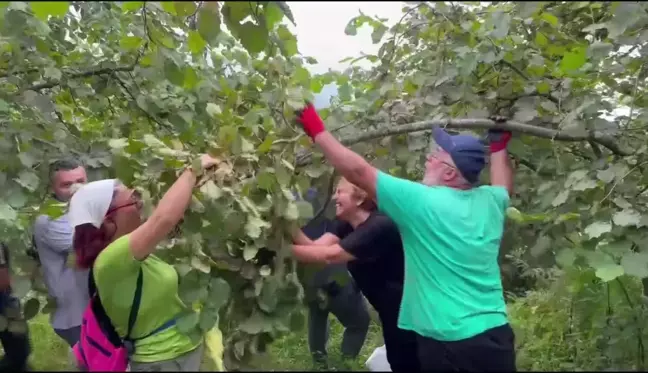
top-left (296, 118), bottom-right (631, 167)
top-left (23, 65), bottom-right (135, 92)
top-left (0, 68), bottom-right (40, 79)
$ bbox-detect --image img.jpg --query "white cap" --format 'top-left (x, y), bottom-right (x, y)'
top-left (69, 179), bottom-right (117, 228)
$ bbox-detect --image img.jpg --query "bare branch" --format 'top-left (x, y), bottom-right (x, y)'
top-left (23, 65), bottom-right (135, 92)
top-left (296, 118), bottom-right (631, 167)
top-left (0, 68), bottom-right (40, 79)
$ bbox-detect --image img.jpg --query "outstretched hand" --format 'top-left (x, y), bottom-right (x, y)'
top-left (200, 154), bottom-right (221, 170)
top-left (487, 115), bottom-right (512, 153)
top-left (295, 102), bottom-right (326, 140)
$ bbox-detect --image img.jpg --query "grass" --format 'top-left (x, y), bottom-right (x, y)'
top-left (3, 311), bottom-right (384, 371)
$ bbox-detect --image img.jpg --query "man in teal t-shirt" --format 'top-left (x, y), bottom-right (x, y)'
top-left (295, 103), bottom-right (516, 372)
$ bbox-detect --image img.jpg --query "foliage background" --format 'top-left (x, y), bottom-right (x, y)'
top-left (2, 1), bottom-right (648, 371)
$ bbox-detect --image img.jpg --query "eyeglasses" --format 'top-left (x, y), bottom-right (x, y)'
top-left (427, 150), bottom-right (457, 170)
top-left (106, 190), bottom-right (143, 216)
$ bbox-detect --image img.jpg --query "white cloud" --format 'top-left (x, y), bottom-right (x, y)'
top-left (287, 1), bottom-right (405, 74)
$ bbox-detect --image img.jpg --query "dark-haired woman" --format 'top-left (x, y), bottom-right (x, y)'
top-left (68, 154), bottom-right (220, 371)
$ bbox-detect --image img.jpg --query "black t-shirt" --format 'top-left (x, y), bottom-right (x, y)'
top-left (301, 217), bottom-right (353, 293)
top-left (327, 212), bottom-right (406, 316)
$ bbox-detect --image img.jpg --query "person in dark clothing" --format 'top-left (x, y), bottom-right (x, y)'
top-left (0, 242), bottom-right (31, 370)
top-left (298, 189), bottom-right (370, 367)
top-left (293, 178), bottom-right (420, 372)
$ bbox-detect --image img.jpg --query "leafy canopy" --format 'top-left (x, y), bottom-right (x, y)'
top-left (3, 0), bottom-right (648, 369)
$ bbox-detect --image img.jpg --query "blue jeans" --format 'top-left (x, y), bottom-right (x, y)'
top-left (0, 290), bottom-right (31, 370)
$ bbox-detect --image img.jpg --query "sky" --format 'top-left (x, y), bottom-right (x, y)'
top-left (286, 1), bottom-right (405, 108)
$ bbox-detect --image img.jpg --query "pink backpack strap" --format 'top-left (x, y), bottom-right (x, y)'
top-left (88, 266), bottom-right (144, 353)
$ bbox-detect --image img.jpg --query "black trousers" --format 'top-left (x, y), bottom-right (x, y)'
top-left (377, 309), bottom-right (420, 372)
top-left (54, 325), bottom-right (82, 348)
top-left (307, 280), bottom-right (370, 362)
top-left (417, 323), bottom-right (516, 372)
top-left (0, 291), bottom-right (31, 370)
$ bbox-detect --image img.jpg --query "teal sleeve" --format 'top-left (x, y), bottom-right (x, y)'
top-left (376, 171), bottom-right (430, 226)
top-left (484, 186), bottom-right (510, 211)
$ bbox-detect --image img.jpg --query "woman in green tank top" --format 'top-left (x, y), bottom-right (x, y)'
top-left (68, 154), bottom-right (220, 371)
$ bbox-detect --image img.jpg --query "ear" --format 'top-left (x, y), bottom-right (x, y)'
top-left (443, 167), bottom-right (458, 181)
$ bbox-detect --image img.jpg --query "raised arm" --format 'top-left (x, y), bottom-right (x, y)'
top-left (297, 105), bottom-right (378, 199)
top-left (129, 155), bottom-right (219, 260)
top-left (487, 129), bottom-right (514, 196)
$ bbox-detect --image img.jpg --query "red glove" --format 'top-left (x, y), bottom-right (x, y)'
top-left (487, 129), bottom-right (512, 153)
top-left (295, 103), bottom-right (326, 140)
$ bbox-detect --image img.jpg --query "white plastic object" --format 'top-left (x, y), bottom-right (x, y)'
top-left (365, 345), bottom-right (392, 372)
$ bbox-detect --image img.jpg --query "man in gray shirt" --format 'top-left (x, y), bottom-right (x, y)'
top-left (33, 159), bottom-right (89, 347)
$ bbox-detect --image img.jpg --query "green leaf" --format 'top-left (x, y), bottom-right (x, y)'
top-left (612, 209), bottom-right (642, 227)
top-left (258, 278), bottom-right (279, 313)
top-left (595, 263), bottom-right (624, 282)
top-left (239, 22), bottom-right (268, 54)
top-left (44, 66), bottom-right (61, 80)
top-left (192, 157), bottom-right (204, 177)
top-left (206, 103), bottom-right (222, 117)
top-left (174, 1), bottom-right (196, 17)
top-left (22, 298), bottom-right (40, 321)
top-left (295, 201), bottom-right (314, 219)
top-left (120, 35), bottom-right (144, 50)
top-left (551, 190), bottom-right (569, 207)
top-left (209, 277), bottom-right (231, 310)
top-left (0, 202), bottom-right (17, 222)
top-left (273, 1), bottom-right (295, 25)
top-left (584, 221), bottom-right (612, 239)
top-left (555, 248), bottom-right (576, 268)
top-left (490, 11), bottom-right (510, 39)
top-left (506, 207), bottom-right (524, 223)
top-left (283, 202), bottom-right (299, 221)
top-left (344, 20), bottom-right (358, 36)
top-left (177, 311), bottom-right (200, 333)
top-left (243, 246), bottom-right (258, 261)
top-left (239, 311), bottom-right (264, 334)
top-left (161, 1), bottom-right (176, 15)
top-left (187, 31), bottom-right (207, 54)
top-left (15, 171), bottom-right (39, 192)
top-left (264, 2), bottom-right (283, 29)
top-left (198, 308), bottom-right (218, 332)
top-left (190, 256), bottom-right (211, 274)
top-left (120, 1), bottom-right (143, 12)
top-left (164, 61), bottom-right (185, 86)
top-left (183, 66), bottom-right (200, 90)
top-left (198, 8), bottom-right (221, 44)
top-left (30, 1), bottom-right (69, 20)
top-left (245, 216), bottom-right (270, 239)
top-left (530, 236), bottom-right (551, 258)
top-left (540, 12), bottom-right (559, 27)
top-left (621, 252), bottom-right (648, 278)
top-left (371, 24), bottom-right (388, 44)
top-left (560, 47), bottom-right (587, 72)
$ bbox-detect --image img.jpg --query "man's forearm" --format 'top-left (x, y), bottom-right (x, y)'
top-left (490, 150), bottom-right (514, 195)
top-left (313, 132), bottom-right (377, 198)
